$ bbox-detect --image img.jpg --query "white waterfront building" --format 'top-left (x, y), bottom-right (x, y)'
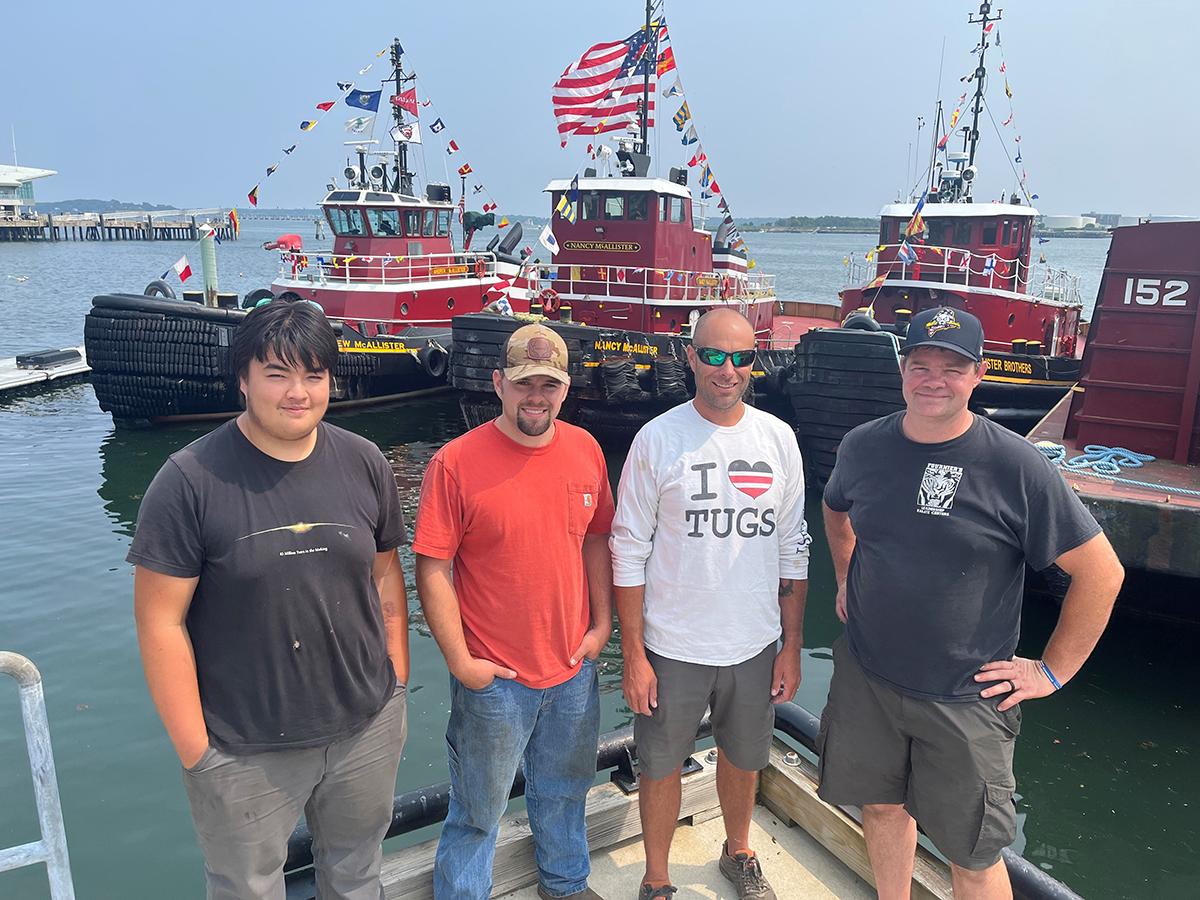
top-left (0, 165), bottom-right (56, 220)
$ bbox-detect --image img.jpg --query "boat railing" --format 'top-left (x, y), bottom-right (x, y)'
top-left (277, 249), bottom-right (501, 286)
top-left (0, 651), bottom-right (76, 900)
top-left (845, 243), bottom-right (1081, 306)
top-left (530, 265), bottom-right (775, 307)
top-left (1037, 265), bottom-right (1083, 306)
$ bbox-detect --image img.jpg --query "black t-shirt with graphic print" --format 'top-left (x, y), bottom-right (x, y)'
top-left (128, 420), bottom-right (406, 751)
top-left (824, 412), bottom-right (1100, 701)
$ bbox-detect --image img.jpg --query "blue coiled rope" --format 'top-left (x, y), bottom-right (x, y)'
top-left (1034, 441), bottom-right (1200, 497)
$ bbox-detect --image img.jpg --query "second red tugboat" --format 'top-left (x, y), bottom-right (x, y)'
top-left (450, 4), bottom-right (816, 435)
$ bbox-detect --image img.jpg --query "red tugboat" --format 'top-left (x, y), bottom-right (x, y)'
top-left (450, 5), bottom-right (814, 434)
top-left (784, 1), bottom-right (1087, 482)
top-left (249, 37), bottom-right (536, 326)
top-left (1029, 220), bottom-right (1200, 624)
top-left (86, 38), bottom-right (536, 423)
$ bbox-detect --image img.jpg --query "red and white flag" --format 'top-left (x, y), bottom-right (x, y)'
top-left (446, 140), bottom-right (460, 155)
top-left (172, 255), bottom-right (192, 283)
top-left (390, 88), bottom-right (418, 116)
top-left (615, 267), bottom-right (626, 283)
top-left (483, 202), bottom-right (497, 212)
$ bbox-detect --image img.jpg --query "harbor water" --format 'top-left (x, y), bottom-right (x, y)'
top-left (1, 221), bottom-right (1196, 898)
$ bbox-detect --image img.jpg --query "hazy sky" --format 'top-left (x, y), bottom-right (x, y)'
top-left (7, 0), bottom-right (1196, 218)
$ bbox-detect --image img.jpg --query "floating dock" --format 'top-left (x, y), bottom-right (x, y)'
top-left (0, 347), bottom-right (90, 394)
top-left (0, 209), bottom-right (238, 242)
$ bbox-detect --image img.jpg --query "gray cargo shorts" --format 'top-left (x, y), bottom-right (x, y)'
top-left (816, 638), bottom-right (1021, 871)
top-left (634, 643), bottom-right (776, 781)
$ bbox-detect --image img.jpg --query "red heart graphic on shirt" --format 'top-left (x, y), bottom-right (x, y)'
top-left (728, 460), bottom-right (773, 499)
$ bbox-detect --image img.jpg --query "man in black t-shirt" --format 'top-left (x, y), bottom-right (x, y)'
top-left (819, 307), bottom-right (1123, 899)
top-left (129, 300), bottom-right (409, 900)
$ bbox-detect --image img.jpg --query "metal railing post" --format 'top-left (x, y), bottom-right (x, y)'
top-left (0, 652), bottom-right (76, 899)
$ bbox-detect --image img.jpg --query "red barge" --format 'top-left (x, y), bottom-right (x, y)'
top-left (1028, 220), bottom-right (1200, 623)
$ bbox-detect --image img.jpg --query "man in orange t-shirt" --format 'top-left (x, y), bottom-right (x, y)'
top-left (414, 323), bottom-right (614, 900)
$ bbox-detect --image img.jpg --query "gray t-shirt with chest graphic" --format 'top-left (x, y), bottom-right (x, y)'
top-left (128, 420), bottom-right (406, 751)
top-left (824, 412), bottom-right (1100, 701)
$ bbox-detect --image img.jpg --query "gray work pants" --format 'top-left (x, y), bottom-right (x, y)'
top-left (182, 684), bottom-right (407, 900)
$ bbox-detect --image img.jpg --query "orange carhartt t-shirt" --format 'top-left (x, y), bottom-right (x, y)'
top-left (413, 420), bottom-right (615, 688)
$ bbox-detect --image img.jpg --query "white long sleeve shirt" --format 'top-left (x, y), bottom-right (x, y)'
top-left (610, 401), bottom-right (811, 665)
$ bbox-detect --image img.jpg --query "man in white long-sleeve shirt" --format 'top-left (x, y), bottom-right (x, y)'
top-left (611, 309), bottom-right (810, 900)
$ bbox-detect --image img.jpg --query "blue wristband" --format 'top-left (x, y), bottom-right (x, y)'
top-left (1038, 660), bottom-right (1062, 690)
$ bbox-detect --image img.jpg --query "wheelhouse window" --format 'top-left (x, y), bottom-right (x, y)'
top-left (954, 221), bottom-right (972, 244)
top-left (929, 220), bottom-right (954, 246)
top-left (327, 207), bottom-right (366, 236)
top-left (982, 223), bottom-right (998, 244)
top-left (1001, 220), bottom-right (1012, 244)
top-left (604, 194), bottom-right (625, 219)
top-left (436, 209), bottom-right (451, 237)
top-left (367, 208), bottom-right (401, 236)
top-left (582, 191), bottom-right (601, 220)
top-left (403, 210), bottom-right (420, 236)
top-left (628, 194), bottom-right (648, 221)
top-left (422, 209), bottom-right (437, 236)
top-left (660, 196), bottom-right (686, 224)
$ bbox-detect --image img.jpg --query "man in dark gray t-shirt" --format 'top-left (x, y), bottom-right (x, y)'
top-left (129, 300), bottom-right (409, 900)
top-left (819, 307), bottom-right (1123, 899)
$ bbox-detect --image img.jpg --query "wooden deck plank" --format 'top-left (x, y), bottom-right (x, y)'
top-left (378, 753), bottom-right (721, 899)
top-left (758, 743), bottom-right (954, 900)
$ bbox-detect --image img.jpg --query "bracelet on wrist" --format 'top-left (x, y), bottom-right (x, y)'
top-left (1037, 659), bottom-right (1062, 691)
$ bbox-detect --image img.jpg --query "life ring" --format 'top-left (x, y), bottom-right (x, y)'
top-left (474, 258), bottom-right (487, 280)
top-left (539, 288), bottom-right (560, 316)
top-left (143, 279), bottom-right (176, 300)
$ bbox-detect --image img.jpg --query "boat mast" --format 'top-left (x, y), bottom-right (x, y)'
top-left (965, 2), bottom-right (1000, 172)
top-left (639, 0), bottom-right (652, 149)
top-left (391, 38), bottom-right (415, 196)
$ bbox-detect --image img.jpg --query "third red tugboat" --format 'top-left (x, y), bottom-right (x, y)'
top-left (785, 1), bottom-right (1088, 482)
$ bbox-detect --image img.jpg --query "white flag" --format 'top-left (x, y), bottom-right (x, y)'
top-left (390, 122), bottom-right (421, 144)
top-left (538, 224), bottom-right (560, 256)
top-left (661, 77), bottom-right (683, 98)
top-left (345, 115), bottom-right (374, 134)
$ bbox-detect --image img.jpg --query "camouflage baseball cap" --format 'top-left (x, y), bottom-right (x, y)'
top-left (503, 324), bottom-right (570, 385)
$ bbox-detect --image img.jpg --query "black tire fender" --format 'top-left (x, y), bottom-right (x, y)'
top-left (243, 288), bottom-right (275, 309)
top-left (842, 312), bottom-right (881, 331)
top-left (143, 279), bottom-right (176, 299)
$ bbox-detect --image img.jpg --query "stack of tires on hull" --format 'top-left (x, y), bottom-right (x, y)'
top-left (784, 317), bottom-right (1080, 487)
top-left (786, 327), bottom-right (906, 486)
top-left (449, 313), bottom-right (795, 441)
top-left (85, 292), bottom-right (450, 423)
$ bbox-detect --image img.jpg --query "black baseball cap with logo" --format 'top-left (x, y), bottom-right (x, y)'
top-left (900, 306), bottom-right (984, 363)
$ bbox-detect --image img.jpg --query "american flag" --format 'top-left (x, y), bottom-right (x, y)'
top-left (552, 21), bottom-right (670, 144)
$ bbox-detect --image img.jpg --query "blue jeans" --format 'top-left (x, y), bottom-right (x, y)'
top-left (433, 659), bottom-right (600, 899)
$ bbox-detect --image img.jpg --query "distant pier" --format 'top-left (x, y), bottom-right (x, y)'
top-left (0, 208), bottom-right (238, 242)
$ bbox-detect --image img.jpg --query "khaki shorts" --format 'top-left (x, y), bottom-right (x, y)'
top-left (634, 643), bottom-right (776, 780)
top-left (816, 638), bottom-right (1021, 870)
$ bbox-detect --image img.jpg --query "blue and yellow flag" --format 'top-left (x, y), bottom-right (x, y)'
top-left (672, 102), bottom-right (691, 131)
